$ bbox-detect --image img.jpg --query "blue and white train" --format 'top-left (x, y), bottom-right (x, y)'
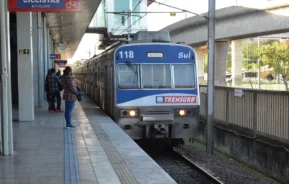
top-left (74, 31), bottom-right (200, 145)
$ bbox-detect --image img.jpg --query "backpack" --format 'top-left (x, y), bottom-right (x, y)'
top-left (76, 86), bottom-right (83, 101)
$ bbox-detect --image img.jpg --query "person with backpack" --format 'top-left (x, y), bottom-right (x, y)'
top-left (61, 66), bottom-right (78, 128)
top-left (48, 68), bottom-right (63, 112)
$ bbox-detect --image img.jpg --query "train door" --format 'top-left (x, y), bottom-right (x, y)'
top-left (84, 68), bottom-right (88, 94)
top-left (104, 65), bottom-right (108, 112)
top-left (97, 67), bottom-right (100, 105)
top-left (92, 67), bottom-right (95, 100)
top-left (110, 65), bottom-right (113, 115)
top-left (89, 68), bottom-right (93, 98)
top-left (87, 68), bottom-right (90, 96)
top-left (94, 67), bottom-right (97, 101)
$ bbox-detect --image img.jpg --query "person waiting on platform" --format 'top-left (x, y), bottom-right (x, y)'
top-left (48, 68), bottom-right (63, 112)
top-left (56, 70), bottom-right (61, 79)
top-left (61, 66), bottom-right (77, 128)
top-left (45, 69), bottom-right (52, 111)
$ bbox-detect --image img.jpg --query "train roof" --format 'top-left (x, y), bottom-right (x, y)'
top-left (75, 31), bottom-right (179, 69)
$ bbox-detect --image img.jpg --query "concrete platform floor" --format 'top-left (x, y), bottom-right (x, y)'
top-left (0, 97), bottom-right (176, 184)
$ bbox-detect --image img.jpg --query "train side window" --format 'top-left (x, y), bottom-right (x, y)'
top-left (117, 64), bottom-right (140, 89)
top-left (173, 64), bottom-right (196, 88)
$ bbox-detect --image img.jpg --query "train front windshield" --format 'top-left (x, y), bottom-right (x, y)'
top-left (117, 64), bottom-right (196, 89)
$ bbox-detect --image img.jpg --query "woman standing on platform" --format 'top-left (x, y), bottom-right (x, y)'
top-left (61, 66), bottom-right (77, 128)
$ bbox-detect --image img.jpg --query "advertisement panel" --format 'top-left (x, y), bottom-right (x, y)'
top-left (9, 0), bottom-right (82, 12)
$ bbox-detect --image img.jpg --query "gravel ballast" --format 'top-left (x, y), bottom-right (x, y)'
top-left (177, 143), bottom-right (279, 184)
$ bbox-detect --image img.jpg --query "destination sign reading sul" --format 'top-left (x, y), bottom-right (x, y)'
top-left (8, 0), bottom-right (82, 12)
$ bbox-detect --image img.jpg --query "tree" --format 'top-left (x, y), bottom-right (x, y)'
top-left (242, 39), bottom-right (276, 72)
top-left (226, 47), bottom-right (232, 73)
top-left (242, 41), bottom-right (259, 72)
top-left (258, 41), bottom-right (289, 91)
top-left (68, 60), bottom-right (82, 69)
top-left (74, 60), bottom-right (82, 67)
top-left (204, 54), bottom-right (208, 73)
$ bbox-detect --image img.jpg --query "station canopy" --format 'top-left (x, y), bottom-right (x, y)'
top-left (45, 0), bottom-right (101, 60)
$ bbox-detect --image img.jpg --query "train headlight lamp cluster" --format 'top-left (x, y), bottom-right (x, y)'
top-left (176, 109), bottom-right (194, 117)
top-left (121, 109), bottom-right (139, 118)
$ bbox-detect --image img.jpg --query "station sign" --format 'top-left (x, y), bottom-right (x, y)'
top-left (50, 54), bottom-right (61, 59)
top-left (8, 0), bottom-right (82, 12)
top-left (55, 60), bottom-right (67, 68)
top-left (19, 49), bottom-right (30, 55)
top-left (54, 60), bottom-right (67, 64)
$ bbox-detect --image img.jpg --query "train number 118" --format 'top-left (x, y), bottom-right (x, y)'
top-left (119, 51), bottom-right (134, 59)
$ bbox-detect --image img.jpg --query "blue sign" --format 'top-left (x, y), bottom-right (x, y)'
top-left (50, 54), bottom-right (61, 59)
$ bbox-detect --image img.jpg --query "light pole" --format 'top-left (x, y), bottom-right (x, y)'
top-left (206, 0), bottom-right (216, 154)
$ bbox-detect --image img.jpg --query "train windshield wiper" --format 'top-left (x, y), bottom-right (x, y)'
top-left (125, 61), bottom-right (139, 88)
top-left (125, 61), bottom-right (137, 74)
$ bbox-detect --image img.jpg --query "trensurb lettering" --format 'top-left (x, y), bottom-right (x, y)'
top-left (156, 96), bottom-right (196, 104)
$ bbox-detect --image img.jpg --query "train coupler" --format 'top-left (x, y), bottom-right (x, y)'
top-left (149, 123), bottom-right (169, 139)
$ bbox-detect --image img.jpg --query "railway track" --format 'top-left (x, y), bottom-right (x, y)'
top-left (140, 144), bottom-right (223, 184)
top-left (172, 147), bottom-right (223, 184)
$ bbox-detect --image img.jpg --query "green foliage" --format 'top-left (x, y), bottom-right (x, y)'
top-left (258, 41), bottom-right (289, 90)
top-left (204, 54), bottom-right (208, 73)
top-left (242, 39), bottom-right (276, 72)
top-left (68, 60), bottom-right (82, 69)
top-left (242, 41), bottom-right (259, 71)
top-left (226, 47), bottom-right (232, 73)
top-left (74, 60), bottom-right (82, 67)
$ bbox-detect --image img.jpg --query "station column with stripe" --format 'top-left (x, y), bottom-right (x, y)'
top-left (17, 12), bottom-right (35, 121)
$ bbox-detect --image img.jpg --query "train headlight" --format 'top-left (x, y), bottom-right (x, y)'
top-left (129, 110), bottom-right (137, 117)
top-left (121, 109), bottom-right (139, 118)
top-left (178, 109), bottom-right (186, 116)
top-left (122, 111), bottom-right (128, 116)
top-left (176, 108), bottom-right (196, 117)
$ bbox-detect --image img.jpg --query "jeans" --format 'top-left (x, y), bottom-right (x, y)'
top-left (51, 91), bottom-right (61, 110)
top-left (65, 100), bottom-right (75, 126)
top-left (46, 92), bottom-right (52, 111)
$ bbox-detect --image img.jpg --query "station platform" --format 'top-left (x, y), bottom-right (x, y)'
top-left (0, 96), bottom-right (176, 184)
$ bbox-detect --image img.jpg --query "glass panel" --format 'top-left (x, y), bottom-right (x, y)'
top-left (89, 0), bottom-right (106, 27)
top-left (174, 64), bottom-right (195, 88)
top-left (142, 64), bottom-right (171, 88)
top-left (114, 0), bottom-right (129, 27)
top-left (118, 64), bottom-right (140, 89)
top-left (132, 0), bottom-right (141, 26)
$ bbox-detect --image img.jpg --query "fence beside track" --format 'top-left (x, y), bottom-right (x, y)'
top-left (200, 85), bottom-right (289, 142)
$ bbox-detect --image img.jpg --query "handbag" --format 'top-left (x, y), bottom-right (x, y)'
top-left (76, 86), bottom-right (83, 101)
